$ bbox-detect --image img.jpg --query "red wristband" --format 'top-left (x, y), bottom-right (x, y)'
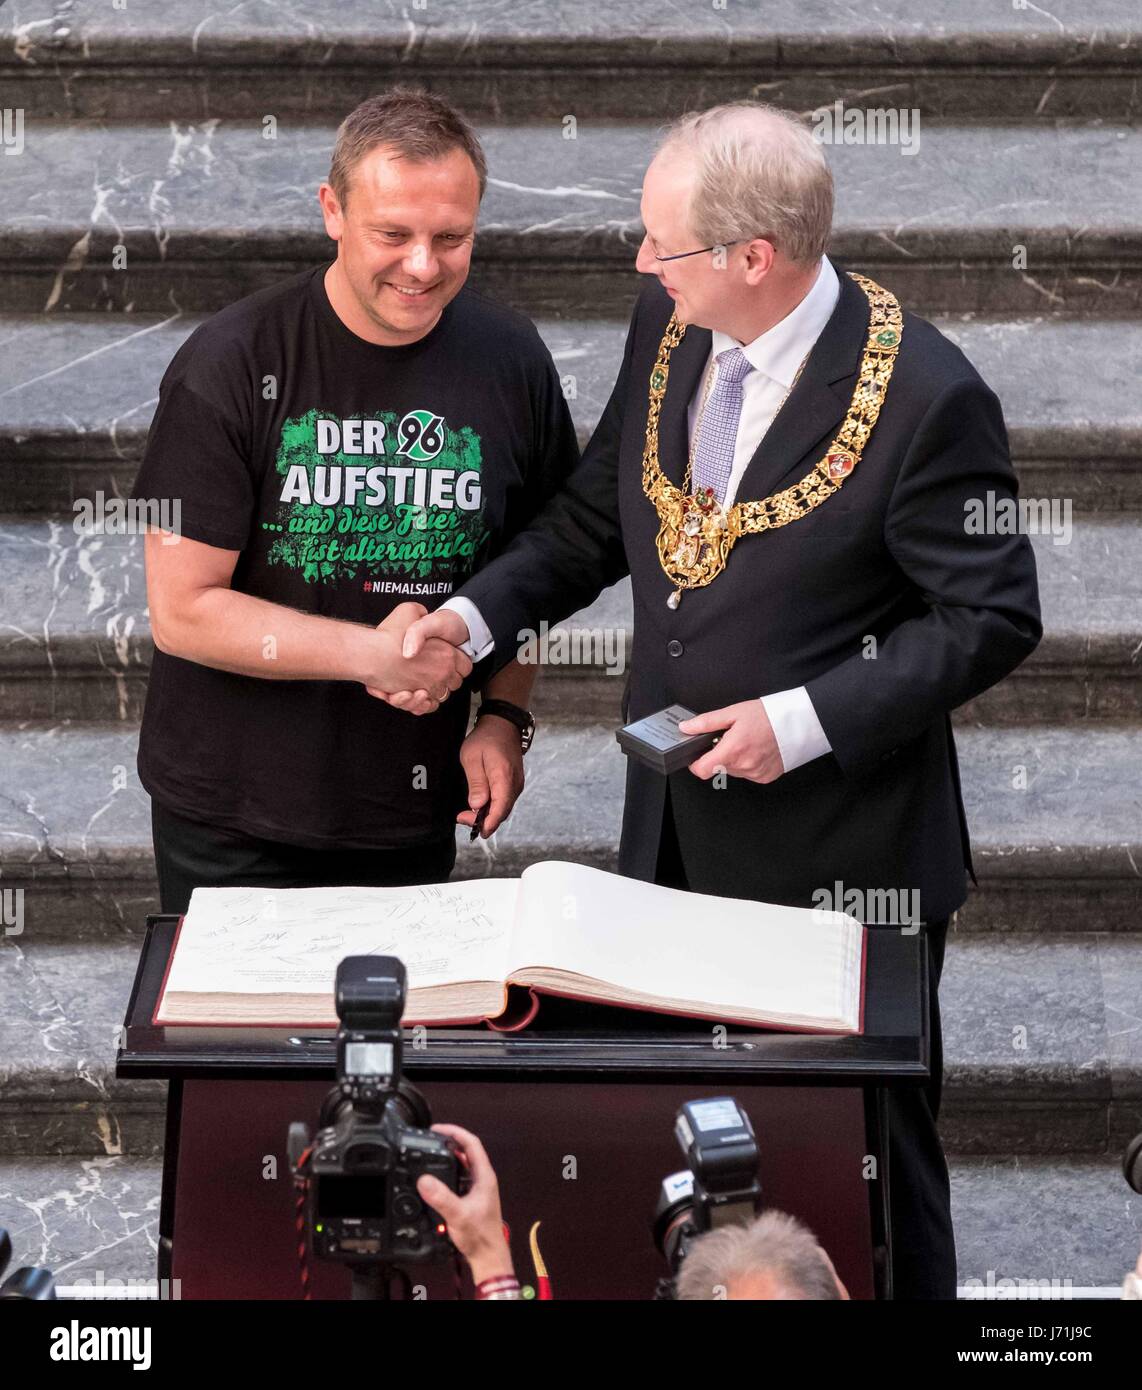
top-left (476, 1275), bottom-right (520, 1300)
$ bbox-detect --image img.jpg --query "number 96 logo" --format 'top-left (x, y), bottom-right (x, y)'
top-left (396, 409), bottom-right (445, 462)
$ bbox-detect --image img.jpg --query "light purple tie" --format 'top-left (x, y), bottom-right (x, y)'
top-left (692, 347), bottom-right (753, 506)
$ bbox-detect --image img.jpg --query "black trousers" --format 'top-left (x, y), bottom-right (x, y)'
top-left (654, 783), bottom-right (957, 1301)
top-left (150, 799), bottom-right (457, 917)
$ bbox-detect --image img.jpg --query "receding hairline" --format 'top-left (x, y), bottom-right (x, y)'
top-left (333, 142), bottom-right (483, 211)
top-left (649, 101), bottom-right (833, 266)
top-left (660, 104), bottom-right (816, 156)
top-left (328, 91), bottom-right (488, 213)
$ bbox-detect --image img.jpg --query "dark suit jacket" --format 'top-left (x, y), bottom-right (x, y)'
top-left (459, 267), bottom-right (1042, 920)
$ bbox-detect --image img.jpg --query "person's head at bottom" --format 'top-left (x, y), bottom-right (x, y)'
top-left (676, 1210), bottom-right (850, 1300)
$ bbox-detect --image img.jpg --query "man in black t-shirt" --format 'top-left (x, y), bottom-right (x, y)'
top-left (131, 92), bottom-right (578, 913)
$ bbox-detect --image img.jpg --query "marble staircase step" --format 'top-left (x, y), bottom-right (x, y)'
top-left (3, 120), bottom-right (1141, 317)
top-left (0, 516), bottom-right (1136, 723)
top-left (2, 930), bottom-right (1140, 1158)
top-left (2, 312), bottom-right (1140, 513)
top-left (3, 0), bottom-right (1140, 121)
top-left (0, 720), bottom-right (1138, 938)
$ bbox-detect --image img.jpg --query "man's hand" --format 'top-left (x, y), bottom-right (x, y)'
top-left (415, 1124), bottom-right (514, 1285)
top-left (365, 603), bottom-right (447, 715)
top-left (458, 715), bottom-right (525, 838)
top-left (401, 606), bottom-right (471, 659)
top-left (359, 602), bottom-right (471, 711)
top-left (679, 701), bottom-right (785, 784)
top-left (370, 605), bottom-right (474, 715)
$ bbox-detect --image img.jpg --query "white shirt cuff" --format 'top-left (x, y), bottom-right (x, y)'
top-left (760, 686), bottom-right (832, 773)
top-left (440, 596), bottom-right (495, 662)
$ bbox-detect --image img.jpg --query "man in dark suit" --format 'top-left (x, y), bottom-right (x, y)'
top-left (397, 102), bottom-right (1042, 1298)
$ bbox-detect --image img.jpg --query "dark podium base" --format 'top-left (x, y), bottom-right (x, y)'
top-left (170, 1076), bottom-right (873, 1300)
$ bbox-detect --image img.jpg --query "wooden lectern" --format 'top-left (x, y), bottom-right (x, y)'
top-left (116, 916), bottom-right (931, 1300)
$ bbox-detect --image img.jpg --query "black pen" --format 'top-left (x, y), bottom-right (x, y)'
top-left (469, 802), bottom-right (489, 842)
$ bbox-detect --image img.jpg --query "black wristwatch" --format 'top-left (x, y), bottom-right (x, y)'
top-left (476, 698), bottom-right (536, 754)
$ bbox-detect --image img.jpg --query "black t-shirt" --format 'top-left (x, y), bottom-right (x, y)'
top-left (130, 264), bottom-right (578, 849)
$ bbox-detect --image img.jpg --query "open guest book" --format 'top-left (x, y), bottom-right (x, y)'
top-left (154, 861), bottom-right (867, 1034)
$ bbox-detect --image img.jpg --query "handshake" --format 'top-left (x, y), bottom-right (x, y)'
top-left (362, 602), bottom-right (476, 716)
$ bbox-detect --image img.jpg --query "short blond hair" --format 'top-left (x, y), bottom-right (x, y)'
top-left (656, 102), bottom-right (833, 267)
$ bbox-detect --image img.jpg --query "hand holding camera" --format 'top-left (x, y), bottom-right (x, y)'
top-left (416, 1125), bottom-right (515, 1285)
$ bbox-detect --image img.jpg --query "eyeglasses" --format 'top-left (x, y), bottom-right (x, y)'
top-left (648, 237), bottom-right (757, 263)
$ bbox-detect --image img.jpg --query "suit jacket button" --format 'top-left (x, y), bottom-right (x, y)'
top-left (667, 639), bottom-right (683, 657)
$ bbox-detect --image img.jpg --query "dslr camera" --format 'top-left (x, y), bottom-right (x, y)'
top-left (653, 1095), bottom-right (763, 1296)
top-left (289, 956), bottom-right (468, 1273)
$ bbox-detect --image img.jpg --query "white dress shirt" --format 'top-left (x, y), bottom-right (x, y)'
top-left (445, 256), bottom-right (841, 774)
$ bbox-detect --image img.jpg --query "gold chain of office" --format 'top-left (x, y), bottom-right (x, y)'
top-left (641, 271), bottom-right (903, 608)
